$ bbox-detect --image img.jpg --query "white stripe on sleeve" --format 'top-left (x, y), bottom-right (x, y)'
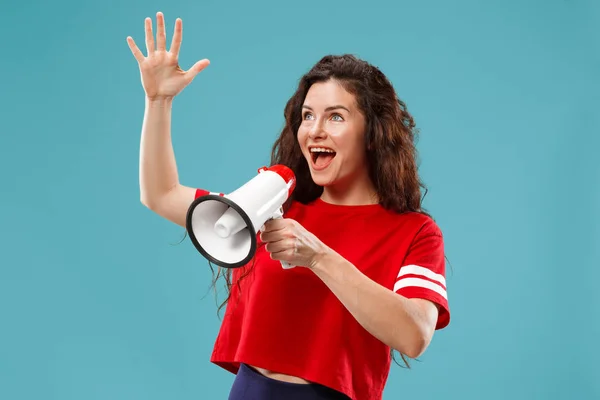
top-left (393, 264), bottom-right (447, 299)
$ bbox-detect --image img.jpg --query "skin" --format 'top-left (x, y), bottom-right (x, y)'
top-left (129, 12), bottom-right (439, 386)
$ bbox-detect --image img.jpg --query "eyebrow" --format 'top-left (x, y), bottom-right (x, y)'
top-left (302, 105), bottom-right (350, 113)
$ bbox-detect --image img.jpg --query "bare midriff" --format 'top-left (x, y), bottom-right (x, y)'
top-left (249, 364), bottom-right (311, 384)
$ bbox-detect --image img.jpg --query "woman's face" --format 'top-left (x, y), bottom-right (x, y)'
top-left (297, 80), bottom-right (369, 189)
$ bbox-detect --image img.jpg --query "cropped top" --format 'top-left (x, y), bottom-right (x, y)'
top-left (195, 189), bottom-right (450, 400)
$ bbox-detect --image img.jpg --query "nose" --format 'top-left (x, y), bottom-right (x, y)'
top-left (308, 119), bottom-right (327, 140)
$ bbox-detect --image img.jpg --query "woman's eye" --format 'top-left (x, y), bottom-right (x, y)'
top-left (303, 113), bottom-right (314, 120)
top-left (331, 114), bottom-right (343, 121)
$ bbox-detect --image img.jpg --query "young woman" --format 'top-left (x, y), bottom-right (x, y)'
top-left (127, 12), bottom-right (450, 400)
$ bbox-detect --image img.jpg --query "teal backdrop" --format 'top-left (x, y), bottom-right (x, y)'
top-left (1, 0), bottom-right (598, 399)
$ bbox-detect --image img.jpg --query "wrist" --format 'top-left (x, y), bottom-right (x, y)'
top-left (145, 96), bottom-right (174, 107)
top-left (309, 247), bottom-right (337, 272)
top-left (309, 248), bottom-right (359, 288)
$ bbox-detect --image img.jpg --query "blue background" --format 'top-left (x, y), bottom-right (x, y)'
top-left (1, 0), bottom-right (598, 399)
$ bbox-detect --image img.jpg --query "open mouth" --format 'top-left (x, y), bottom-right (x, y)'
top-left (309, 147), bottom-right (336, 170)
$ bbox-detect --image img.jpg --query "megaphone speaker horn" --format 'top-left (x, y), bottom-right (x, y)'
top-left (185, 165), bottom-right (296, 269)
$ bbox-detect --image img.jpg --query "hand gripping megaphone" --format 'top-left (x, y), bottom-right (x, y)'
top-left (185, 165), bottom-right (296, 269)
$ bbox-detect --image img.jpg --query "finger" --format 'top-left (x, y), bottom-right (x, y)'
top-left (156, 11), bottom-right (166, 51)
top-left (184, 59), bottom-right (210, 81)
top-left (261, 218), bottom-right (287, 233)
top-left (144, 17), bottom-right (155, 55)
top-left (265, 238), bottom-right (295, 254)
top-left (270, 249), bottom-right (295, 262)
top-left (126, 36), bottom-right (145, 63)
top-left (169, 18), bottom-right (182, 56)
top-left (260, 226), bottom-right (288, 242)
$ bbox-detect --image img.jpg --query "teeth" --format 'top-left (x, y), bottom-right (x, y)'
top-left (310, 147), bottom-right (335, 153)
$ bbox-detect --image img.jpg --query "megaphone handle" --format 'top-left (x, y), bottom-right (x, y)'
top-left (271, 207), bottom-right (296, 269)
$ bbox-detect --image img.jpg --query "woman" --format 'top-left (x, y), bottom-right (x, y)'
top-left (127, 12), bottom-right (450, 400)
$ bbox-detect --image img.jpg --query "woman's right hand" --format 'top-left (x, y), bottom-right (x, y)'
top-left (127, 12), bottom-right (210, 101)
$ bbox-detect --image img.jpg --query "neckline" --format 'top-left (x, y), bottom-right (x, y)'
top-left (311, 197), bottom-right (383, 213)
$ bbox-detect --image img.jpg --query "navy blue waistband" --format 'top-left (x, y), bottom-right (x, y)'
top-left (227, 363), bottom-right (349, 400)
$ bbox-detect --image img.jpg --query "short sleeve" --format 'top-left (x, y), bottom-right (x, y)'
top-left (195, 189), bottom-right (211, 199)
top-left (394, 218), bottom-right (450, 330)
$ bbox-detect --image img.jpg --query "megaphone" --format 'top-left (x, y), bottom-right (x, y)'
top-left (185, 165), bottom-right (297, 269)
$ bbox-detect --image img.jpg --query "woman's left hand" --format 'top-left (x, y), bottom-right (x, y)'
top-left (260, 218), bottom-right (330, 269)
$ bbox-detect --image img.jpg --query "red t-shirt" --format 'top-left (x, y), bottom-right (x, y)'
top-left (194, 189), bottom-right (450, 400)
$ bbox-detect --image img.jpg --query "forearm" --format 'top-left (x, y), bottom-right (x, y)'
top-left (310, 251), bottom-right (435, 358)
top-left (139, 96), bottom-right (180, 206)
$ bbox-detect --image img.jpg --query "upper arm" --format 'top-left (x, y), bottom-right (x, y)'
top-left (144, 184), bottom-right (203, 228)
top-left (407, 297), bottom-right (441, 338)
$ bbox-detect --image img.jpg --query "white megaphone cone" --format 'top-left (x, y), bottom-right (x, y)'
top-left (185, 165), bottom-right (296, 269)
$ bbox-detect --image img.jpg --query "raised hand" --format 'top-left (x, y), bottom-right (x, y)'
top-left (126, 12), bottom-right (210, 100)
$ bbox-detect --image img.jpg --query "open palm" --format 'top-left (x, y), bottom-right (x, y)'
top-left (126, 12), bottom-right (210, 100)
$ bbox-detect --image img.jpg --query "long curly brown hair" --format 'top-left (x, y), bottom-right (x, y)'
top-left (208, 54), bottom-right (430, 369)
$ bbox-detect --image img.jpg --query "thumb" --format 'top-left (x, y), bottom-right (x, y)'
top-left (185, 58), bottom-right (210, 81)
